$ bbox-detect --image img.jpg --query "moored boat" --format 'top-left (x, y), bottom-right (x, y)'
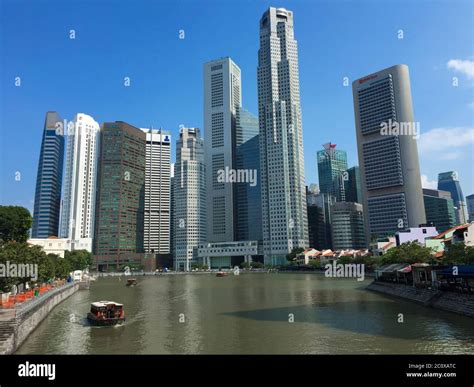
top-left (87, 301), bottom-right (125, 326)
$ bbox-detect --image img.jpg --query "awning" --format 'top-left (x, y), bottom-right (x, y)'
top-left (398, 266), bottom-right (412, 273)
top-left (376, 263), bottom-right (410, 274)
top-left (441, 265), bottom-right (474, 278)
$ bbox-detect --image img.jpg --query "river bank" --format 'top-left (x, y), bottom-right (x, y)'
top-left (367, 281), bottom-right (474, 318)
top-left (0, 282), bottom-right (79, 354)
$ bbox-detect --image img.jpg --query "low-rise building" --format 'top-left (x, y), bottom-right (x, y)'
top-left (197, 241), bottom-right (262, 269)
top-left (395, 225), bottom-right (438, 246)
top-left (295, 248), bottom-right (321, 265)
top-left (27, 236), bottom-right (92, 257)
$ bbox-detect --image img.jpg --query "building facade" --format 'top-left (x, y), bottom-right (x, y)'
top-left (32, 112), bottom-right (65, 238)
top-left (352, 64), bottom-right (426, 242)
top-left (93, 122), bottom-right (147, 271)
top-left (141, 128), bottom-right (171, 258)
top-left (395, 226), bottom-right (438, 246)
top-left (258, 7), bottom-right (309, 265)
top-left (330, 202), bottom-right (366, 250)
top-left (204, 57), bottom-right (241, 243)
top-left (174, 128), bottom-right (206, 271)
top-left (423, 188), bottom-right (456, 233)
top-left (317, 143), bottom-right (348, 201)
top-left (203, 57), bottom-right (263, 268)
top-left (59, 113), bottom-right (100, 252)
top-left (438, 171), bottom-right (467, 225)
top-left (306, 186), bottom-right (335, 250)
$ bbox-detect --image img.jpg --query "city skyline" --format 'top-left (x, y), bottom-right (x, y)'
top-left (1, 1), bottom-right (473, 213)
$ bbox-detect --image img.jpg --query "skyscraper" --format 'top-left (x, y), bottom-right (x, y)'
top-left (423, 188), bottom-right (456, 233)
top-left (344, 166), bottom-right (363, 204)
top-left (258, 7), bottom-right (308, 265)
top-left (352, 64), bottom-right (426, 241)
top-left (317, 143), bottom-right (348, 201)
top-left (438, 171), bottom-right (467, 225)
top-left (234, 107), bottom-right (262, 242)
top-left (170, 163), bottom-right (175, 263)
top-left (174, 128), bottom-right (206, 271)
top-left (59, 113), bottom-right (100, 252)
top-left (141, 128), bottom-right (171, 258)
top-left (331, 202), bottom-right (366, 250)
top-left (467, 194), bottom-right (474, 222)
top-left (204, 57), bottom-right (241, 243)
top-left (32, 112), bottom-right (64, 238)
top-left (94, 121), bottom-right (146, 271)
top-left (306, 185), bottom-right (334, 250)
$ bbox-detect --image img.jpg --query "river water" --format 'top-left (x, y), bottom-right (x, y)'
top-left (16, 273), bottom-right (474, 354)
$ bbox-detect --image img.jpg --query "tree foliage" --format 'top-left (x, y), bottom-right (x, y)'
top-left (0, 242), bottom-right (79, 292)
top-left (443, 243), bottom-right (474, 264)
top-left (286, 247), bottom-right (305, 261)
top-left (64, 250), bottom-right (92, 270)
top-left (0, 206), bottom-right (32, 243)
top-left (380, 241), bottom-right (433, 265)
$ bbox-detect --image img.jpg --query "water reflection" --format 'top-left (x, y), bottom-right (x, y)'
top-left (16, 273), bottom-right (474, 354)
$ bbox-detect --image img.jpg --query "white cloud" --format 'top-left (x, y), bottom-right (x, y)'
top-left (421, 174), bottom-right (437, 189)
top-left (439, 152), bottom-right (462, 161)
top-left (447, 59), bottom-right (474, 80)
top-left (418, 127), bottom-right (474, 155)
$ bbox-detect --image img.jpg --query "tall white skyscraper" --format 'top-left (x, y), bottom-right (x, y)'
top-left (352, 64), bottom-right (426, 241)
top-left (141, 128), bottom-right (172, 256)
top-left (59, 113), bottom-right (100, 251)
top-left (174, 127), bottom-right (206, 271)
top-left (204, 57), bottom-right (242, 243)
top-left (258, 7), bottom-right (309, 265)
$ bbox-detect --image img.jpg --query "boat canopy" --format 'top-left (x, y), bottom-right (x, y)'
top-left (91, 301), bottom-right (123, 308)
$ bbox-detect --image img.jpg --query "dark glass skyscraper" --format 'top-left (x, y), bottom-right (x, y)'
top-left (306, 186), bottom-right (335, 250)
top-left (234, 107), bottom-right (262, 242)
top-left (423, 188), bottom-right (456, 233)
top-left (344, 166), bottom-right (363, 204)
top-left (93, 121), bottom-right (146, 271)
top-left (32, 112), bottom-right (64, 238)
top-left (438, 171), bottom-right (467, 225)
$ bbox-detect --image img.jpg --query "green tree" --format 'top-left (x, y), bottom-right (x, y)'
top-left (52, 255), bottom-right (72, 279)
top-left (286, 247), bottom-right (305, 262)
top-left (443, 243), bottom-right (474, 264)
top-left (380, 241), bottom-right (433, 265)
top-left (0, 242), bottom-right (48, 291)
top-left (240, 261), bottom-right (251, 269)
top-left (0, 206), bottom-right (32, 243)
top-left (308, 259), bottom-right (321, 268)
top-left (64, 250), bottom-right (92, 271)
top-left (250, 261), bottom-right (264, 269)
top-left (336, 256), bottom-right (352, 265)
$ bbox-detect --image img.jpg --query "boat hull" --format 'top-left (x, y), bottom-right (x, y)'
top-left (87, 313), bottom-right (125, 326)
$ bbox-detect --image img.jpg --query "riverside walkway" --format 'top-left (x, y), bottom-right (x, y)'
top-left (0, 282), bottom-right (79, 354)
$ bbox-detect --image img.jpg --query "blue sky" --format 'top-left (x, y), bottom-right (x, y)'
top-left (1, 0), bottom-right (473, 213)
